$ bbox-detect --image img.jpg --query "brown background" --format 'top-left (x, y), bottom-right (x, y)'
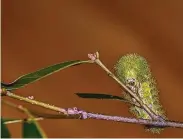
top-left (2, 0), bottom-right (183, 138)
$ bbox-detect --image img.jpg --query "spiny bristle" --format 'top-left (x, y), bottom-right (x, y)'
top-left (114, 53), bottom-right (167, 134)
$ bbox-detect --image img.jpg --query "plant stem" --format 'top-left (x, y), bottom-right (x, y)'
top-left (31, 107), bottom-right (183, 129)
top-left (4, 112), bottom-right (183, 128)
top-left (87, 112), bottom-right (183, 128)
top-left (5, 106), bottom-right (183, 129)
top-left (2, 91), bottom-right (80, 119)
top-left (2, 95), bottom-right (183, 129)
top-left (5, 91), bottom-right (67, 113)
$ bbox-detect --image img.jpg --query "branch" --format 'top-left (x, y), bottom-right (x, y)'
top-left (86, 112), bottom-right (183, 128)
top-left (3, 101), bottom-right (183, 129)
top-left (27, 107), bottom-right (183, 128)
top-left (2, 92), bottom-right (183, 129)
top-left (1, 90), bottom-right (81, 119)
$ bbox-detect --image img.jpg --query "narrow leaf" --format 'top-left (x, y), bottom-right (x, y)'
top-left (23, 121), bottom-right (44, 138)
top-left (1, 118), bottom-right (11, 138)
top-left (1, 60), bottom-right (90, 91)
top-left (76, 93), bottom-right (129, 102)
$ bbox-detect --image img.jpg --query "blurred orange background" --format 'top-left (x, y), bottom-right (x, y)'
top-left (2, 0), bottom-right (183, 137)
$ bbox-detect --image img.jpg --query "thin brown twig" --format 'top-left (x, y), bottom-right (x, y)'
top-left (1, 91), bottom-right (81, 119)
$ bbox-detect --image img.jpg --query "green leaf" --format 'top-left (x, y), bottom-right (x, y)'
top-left (23, 121), bottom-right (44, 138)
top-left (76, 93), bottom-right (129, 102)
top-left (1, 60), bottom-right (90, 91)
top-left (1, 118), bottom-right (11, 138)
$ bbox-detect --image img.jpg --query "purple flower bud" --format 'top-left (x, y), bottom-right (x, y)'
top-left (88, 53), bottom-right (96, 61)
top-left (64, 107), bottom-right (88, 119)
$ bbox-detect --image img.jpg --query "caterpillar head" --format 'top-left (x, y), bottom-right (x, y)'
top-left (126, 78), bottom-right (136, 86)
top-left (125, 77), bottom-right (140, 94)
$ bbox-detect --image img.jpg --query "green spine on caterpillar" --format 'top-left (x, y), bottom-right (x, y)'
top-left (114, 53), bottom-right (167, 134)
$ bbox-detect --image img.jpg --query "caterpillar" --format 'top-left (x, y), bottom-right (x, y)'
top-left (114, 53), bottom-right (167, 134)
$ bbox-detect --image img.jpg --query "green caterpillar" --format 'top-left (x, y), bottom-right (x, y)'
top-left (114, 53), bottom-right (167, 134)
